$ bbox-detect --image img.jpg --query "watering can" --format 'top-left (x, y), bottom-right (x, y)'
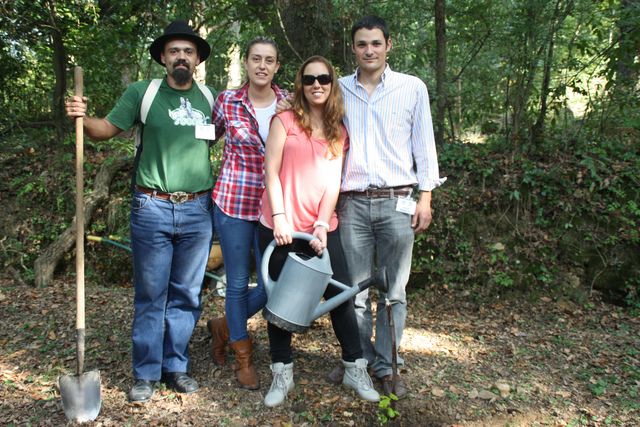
top-left (261, 232), bottom-right (387, 333)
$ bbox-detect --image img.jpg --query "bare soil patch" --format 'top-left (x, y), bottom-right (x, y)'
top-left (0, 277), bottom-right (638, 426)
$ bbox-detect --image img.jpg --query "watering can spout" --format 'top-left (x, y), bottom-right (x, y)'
top-left (311, 267), bottom-right (388, 320)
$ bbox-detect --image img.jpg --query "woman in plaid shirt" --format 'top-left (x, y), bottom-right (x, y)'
top-left (206, 37), bottom-right (288, 390)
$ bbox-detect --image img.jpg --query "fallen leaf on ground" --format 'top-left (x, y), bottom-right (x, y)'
top-left (478, 389), bottom-right (497, 400)
top-left (431, 386), bottom-right (445, 397)
top-left (495, 382), bottom-right (510, 397)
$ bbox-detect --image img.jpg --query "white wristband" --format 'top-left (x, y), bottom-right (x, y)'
top-left (313, 220), bottom-right (330, 230)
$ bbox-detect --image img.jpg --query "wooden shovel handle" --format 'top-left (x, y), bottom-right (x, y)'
top-left (74, 66), bottom-right (86, 375)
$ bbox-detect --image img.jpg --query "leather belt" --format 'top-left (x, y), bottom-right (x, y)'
top-left (135, 185), bottom-right (210, 204)
top-left (344, 186), bottom-right (413, 199)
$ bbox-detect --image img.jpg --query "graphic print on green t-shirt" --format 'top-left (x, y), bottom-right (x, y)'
top-left (106, 78), bottom-right (215, 193)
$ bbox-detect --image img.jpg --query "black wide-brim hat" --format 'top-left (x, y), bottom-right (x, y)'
top-left (149, 20), bottom-right (211, 65)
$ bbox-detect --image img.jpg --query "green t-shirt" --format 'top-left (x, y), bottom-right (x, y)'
top-left (106, 78), bottom-right (216, 193)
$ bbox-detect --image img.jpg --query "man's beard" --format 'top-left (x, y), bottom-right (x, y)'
top-left (171, 60), bottom-right (192, 85)
top-left (172, 67), bottom-right (191, 85)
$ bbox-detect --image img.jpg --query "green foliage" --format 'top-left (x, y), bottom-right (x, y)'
top-left (412, 129), bottom-right (639, 302)
top-left (1, 0), bottom-right (638, 304)
top-left (0, 0), bottom-right (632, 144)
top-left (377, 394), bottom-right (399, 425)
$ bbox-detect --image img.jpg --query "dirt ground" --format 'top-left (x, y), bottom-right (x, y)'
top-left (0, 277), bottom-right (638, 426)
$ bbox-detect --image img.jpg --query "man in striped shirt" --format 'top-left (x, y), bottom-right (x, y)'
top-left (334, 15), bottom-right (446, 399)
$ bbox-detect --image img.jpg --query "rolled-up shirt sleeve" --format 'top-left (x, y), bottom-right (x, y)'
top-left (412, 81), bottom-right (447, 192)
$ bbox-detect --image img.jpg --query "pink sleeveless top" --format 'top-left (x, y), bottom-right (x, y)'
top-left (260, 110), bottom-right (348, 233)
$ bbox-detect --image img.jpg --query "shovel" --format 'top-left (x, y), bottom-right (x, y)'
top-left (59, 66), bottom-right (102, 422)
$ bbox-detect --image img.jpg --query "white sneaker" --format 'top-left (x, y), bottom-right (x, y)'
top-left (342, 358), bottom-right (380, 402)
top-left (264, 362), bottom-right (294, 407)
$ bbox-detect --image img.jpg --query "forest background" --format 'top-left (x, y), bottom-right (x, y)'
top-left (0, 0), bottom-right (638, 426)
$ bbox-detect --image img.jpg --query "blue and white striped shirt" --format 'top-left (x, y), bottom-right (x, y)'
top-left (339, 65), bottom-right (446, 192)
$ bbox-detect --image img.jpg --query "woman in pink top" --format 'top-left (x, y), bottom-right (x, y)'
top-left (257, 56), bottom-right (379, 407)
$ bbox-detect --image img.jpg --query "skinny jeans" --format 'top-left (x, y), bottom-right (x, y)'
top-left (258, 224), bottom-right (362, 364)
top-left (213, 204), bottom-right (267, 342)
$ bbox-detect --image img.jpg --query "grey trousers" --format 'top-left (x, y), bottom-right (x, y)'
top-left (337, 194), bottom-right (415, 378)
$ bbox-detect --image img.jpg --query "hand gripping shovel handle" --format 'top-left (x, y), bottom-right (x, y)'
top-left (74, 66), bottom-right (86, 376)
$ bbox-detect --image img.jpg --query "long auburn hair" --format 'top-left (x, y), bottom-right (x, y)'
top-left (292, 56), bottom-right (345, 159)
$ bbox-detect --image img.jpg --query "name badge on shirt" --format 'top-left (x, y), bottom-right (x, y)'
top-left (195, 124), bottom-right (216, 140)
top-left (396, 197), bottom-right (416, 215)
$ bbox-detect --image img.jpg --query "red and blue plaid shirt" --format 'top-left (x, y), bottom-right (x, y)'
top-left (212, 83), bottom-right (288, 220)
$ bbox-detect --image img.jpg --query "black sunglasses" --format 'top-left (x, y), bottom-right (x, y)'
top-left (302, 74), bottom-right (332, 86)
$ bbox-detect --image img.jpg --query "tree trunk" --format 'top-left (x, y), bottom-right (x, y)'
top-left (509, 3), bottom-right (548, 149)
top-left (195, 24), bottom-right (210, 84)
top-left (615, 0), bottom-right (640, 86)
top-left (532, 0), bottom-right (562, 145)
top-left (434, 0), bottom-right (447, 145)
top-left (532, 0), bottom-right (574, 145)
top-left (275, 0), bottom-right (333, 59)
top-left (227, 22), bottom-right (242, 89)
top-left (46, 0), bottom-right (67, 142)
top-left (33, 158), bottom-right (130, 287)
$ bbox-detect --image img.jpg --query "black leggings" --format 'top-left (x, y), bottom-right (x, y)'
top-left (258, 224), bottom-right (362, 364)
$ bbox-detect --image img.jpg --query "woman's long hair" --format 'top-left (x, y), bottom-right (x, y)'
top-left (292, 56), bottom-right (345, 159)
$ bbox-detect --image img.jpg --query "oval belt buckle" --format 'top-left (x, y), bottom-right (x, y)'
top-left (169, 191), bottom-right (189, 204)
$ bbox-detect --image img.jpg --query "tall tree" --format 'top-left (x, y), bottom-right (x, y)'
top-left (612, 0), bottom-right (640, 92)
top-left (434, 0), bottom-right (447, 145)
top-left (531, 0), bottom-right (573, 145)
top-left (44, 0), bottom-right (66, 141)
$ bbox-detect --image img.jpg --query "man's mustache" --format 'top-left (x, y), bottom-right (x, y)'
top-left (173, 59), bottom-right (189, 67)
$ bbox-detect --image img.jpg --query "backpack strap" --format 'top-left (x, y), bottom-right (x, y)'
top-left (141, 78), bottom-right (163, 124)
top-left (196, 81), bottom-right (215, 111)
top-left (134, 78), bottom-right (162, 154)
top-left (131, 79), bottom-right (161, 191)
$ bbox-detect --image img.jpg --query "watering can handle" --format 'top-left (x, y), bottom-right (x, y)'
top-left (261, 231), bottom-right (328, 288)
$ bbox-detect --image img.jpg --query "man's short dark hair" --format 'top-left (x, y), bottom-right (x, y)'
top-left (351, 16), bottom-right (390, 43)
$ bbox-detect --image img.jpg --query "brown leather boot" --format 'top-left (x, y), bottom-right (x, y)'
top-left (230, 338), bottom-right (259, 390)
top-left (207, 317), bottom-right (229, 366)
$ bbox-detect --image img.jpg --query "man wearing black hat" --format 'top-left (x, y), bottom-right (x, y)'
top-left (66, 20), bottom-right (215, 403)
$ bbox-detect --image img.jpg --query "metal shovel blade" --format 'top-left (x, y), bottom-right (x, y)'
top-left (59, 370), bottom-right (101, 422)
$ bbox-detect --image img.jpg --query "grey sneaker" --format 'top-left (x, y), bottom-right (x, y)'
top-left (342, 359), bottom-right (379, 402)
top-left (264, 362), bottom-right (294, 407)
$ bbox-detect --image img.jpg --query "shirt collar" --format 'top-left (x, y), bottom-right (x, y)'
top-left (231, 82), bottom-right (287, 103)
top-left (353, 63), bottom-right (391, 89)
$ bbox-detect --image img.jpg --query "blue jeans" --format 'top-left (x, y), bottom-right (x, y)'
top-left (337, 194), bottom-right (414, 378)
top-left (130, 190), bottom-right (212, 380)
top-left (213, 204), bottom-right (267, 342)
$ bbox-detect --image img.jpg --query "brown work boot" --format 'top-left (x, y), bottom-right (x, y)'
top-left (207, 317), bottom-right (230, 366)
top-left (230, 338), bottom-right (260, 390)
top-left (380, 373), bottom-right (407, 399)
top-left (327, 364), bottom-right (345, 385)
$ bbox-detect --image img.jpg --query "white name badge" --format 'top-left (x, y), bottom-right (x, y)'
top-left (396, 197), bottom-right (417, 215)
top-left (195, 124), bottom-right (216, 140)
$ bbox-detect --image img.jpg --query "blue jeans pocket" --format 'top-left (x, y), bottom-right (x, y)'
top-left (196, 194), bottom-right (213, 213)
top-left (132, 191), bottom-right (151, 211)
